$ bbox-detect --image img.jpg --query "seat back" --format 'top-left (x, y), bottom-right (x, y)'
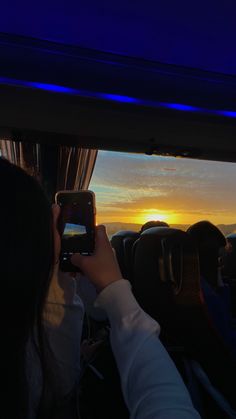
top-left (132, 226), bottom-right (236, 408)
top-left (110, 230), bottom-right (140, 279)
top-left (123, 234), bottom-right (140, 281)
top-left (132, 227), bottom-right (192, 334)
top-left (187, 221), bottom-right (226, 289)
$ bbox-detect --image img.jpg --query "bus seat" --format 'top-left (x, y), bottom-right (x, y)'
top-left (200, 277), bottom-right (236, 356)
top-left (123, 234), bottom-right (140, 281)
top-left (222, 234), bottom-right (236, 318)
top-left (163, 233), bottom-right (236, 411)
top-left (187, 221), bottom-right (226, 289)
top-left (132, 226), bottom-right (236, 410)
top-left (223, 233), bottom-right (236, 279)
top-left (187, 222), bottom-right (236, 328)
top-left (110, 230), bottom-right (140, 279)
top-left (132, 227), bottom-right (186, 334)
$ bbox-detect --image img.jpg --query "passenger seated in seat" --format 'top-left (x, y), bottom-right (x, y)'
top-left (187, 221), bottom-right (226, 289)
top-left (187, 221), bottom-right (236, 356)
top-left (1, 158), bottom-right (200, 419)
top-left (140, 220), bottom-right (169, 233)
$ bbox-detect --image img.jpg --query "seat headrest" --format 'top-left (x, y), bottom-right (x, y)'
top-left (140, 226), bottom-right (174, 236)
top-left (132, 227), bottom-right (200, 326)
top-left (140, 221), bottom-right (169, 233)
top-left (111, 230), bottom-right (139, 238)
top-left (227, 233), bottom-right (236, 245)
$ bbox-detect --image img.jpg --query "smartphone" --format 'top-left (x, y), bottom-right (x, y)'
top-left (55, 190), bottom-right (96, 272)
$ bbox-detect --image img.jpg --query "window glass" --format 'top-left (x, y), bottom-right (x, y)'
top-left (90, 151), bottom-right (236, 237)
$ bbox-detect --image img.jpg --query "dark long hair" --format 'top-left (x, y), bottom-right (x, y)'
top-left (0, 158), bottom-right (54, 418)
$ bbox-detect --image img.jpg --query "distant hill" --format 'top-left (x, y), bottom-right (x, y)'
top-left (103, 222), bottom-right (236, 238)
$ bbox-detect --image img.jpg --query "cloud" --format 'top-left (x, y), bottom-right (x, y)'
top-left (99, 192), bottom-right (233, 213)
top-left (92, 151), bottom-right (236, 191)
top-left (90, 151), bottom-right (236, 223)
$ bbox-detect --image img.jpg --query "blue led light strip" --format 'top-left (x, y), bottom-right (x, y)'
top-left (0, 76), bottom-right (236, 119)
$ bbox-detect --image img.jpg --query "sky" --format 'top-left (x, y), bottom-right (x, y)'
top-left (90, 151), bottom-right (236, 226)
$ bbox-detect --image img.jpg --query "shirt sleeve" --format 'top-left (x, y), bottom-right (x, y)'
top-left (95, 280), bottom-right (201, 419)
top-left (43, 271), bottom-right (84, 397)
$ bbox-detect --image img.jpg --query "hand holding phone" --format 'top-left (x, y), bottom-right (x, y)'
top-left (55, 190), bottom-right (96, 272)
top-left (71, 225), bottom-right (123, 291)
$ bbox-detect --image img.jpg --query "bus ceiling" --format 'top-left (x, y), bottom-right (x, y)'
top-left (1, 33), bottom-right (236, 163)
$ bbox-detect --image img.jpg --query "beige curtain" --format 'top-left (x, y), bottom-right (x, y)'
top-left (0, 140), bottom-right (98, 194)
top-left (57, 146), bottom-right (98, 190)
top-left (0, 140), bottom-right (41, 180)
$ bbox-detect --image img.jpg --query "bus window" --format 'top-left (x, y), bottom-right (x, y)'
top-left (90, 150), bottom-right (236, 237)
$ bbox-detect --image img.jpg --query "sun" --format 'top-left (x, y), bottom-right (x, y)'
top-left (135, 209), bottom-right (177, 225)
top-left (143, 212), bottom-right (168, 223)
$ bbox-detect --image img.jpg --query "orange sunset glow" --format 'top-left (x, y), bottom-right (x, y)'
top-left (90, 151), bottom-right (236, 231)
top-left (136, 210), bottom-right (177, 225)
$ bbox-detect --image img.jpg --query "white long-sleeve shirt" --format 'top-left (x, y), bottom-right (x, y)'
top-left (95, 279), bottom-right (201, 419)
top-left (29, 274), bottom-right (200, 419)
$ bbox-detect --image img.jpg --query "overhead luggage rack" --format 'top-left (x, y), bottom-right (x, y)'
top-left (1, 33), bottom-right (236, 161)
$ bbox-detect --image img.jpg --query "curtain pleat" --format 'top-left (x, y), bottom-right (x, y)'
top-left (57, 146), bottom-right (98, 190)
top-left (1, 140), bottom-right (98, 193)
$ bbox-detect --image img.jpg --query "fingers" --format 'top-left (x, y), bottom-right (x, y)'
top-left (71, 224), bottom-right (122, 291)
top-left (95, 225), bottom-right (110, 250)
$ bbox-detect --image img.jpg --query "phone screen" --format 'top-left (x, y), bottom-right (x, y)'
top-left (56, 191), bottom-right (96, 271)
